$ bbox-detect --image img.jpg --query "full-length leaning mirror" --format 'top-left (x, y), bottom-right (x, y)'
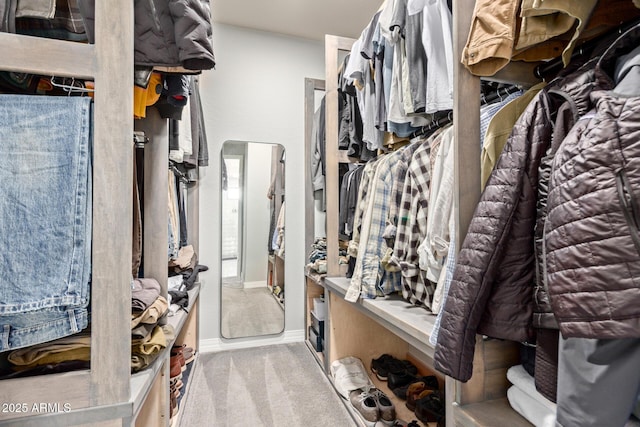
top-left (220, 140), bottom-right (285, 339)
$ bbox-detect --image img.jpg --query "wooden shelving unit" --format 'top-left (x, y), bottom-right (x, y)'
top-left (312, 0), bottom-right (545, 420)
top-left (0, 3), bottom-right (133, 426)
top-left (0, 5), bottom-right (204, 424)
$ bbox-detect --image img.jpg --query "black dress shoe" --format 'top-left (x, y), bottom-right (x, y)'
top-left (415, 391), bottom-right (445, 426)
top-left (387, 371), bottom-right (417, 390)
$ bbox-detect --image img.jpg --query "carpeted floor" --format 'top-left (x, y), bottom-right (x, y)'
top-left (179, 343), bottom-right (356, 427)
top-left (221, 286), bottom-right (284, 338)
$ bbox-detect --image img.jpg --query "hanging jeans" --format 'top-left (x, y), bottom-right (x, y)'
top-left (0, 95), bottom-right (92, 351)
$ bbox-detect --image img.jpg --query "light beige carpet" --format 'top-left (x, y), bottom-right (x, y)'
top-left (179, 343), bottom-right (356, 426)
top-left (221, 286), bottom-right (284, 339)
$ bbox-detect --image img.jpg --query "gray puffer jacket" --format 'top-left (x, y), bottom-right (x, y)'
top-left (544, 23), bottom-right (640, 339)
top-left (533, 68), bottom-right (598, 329)
top-left (79, 0), bottom-right (215, 71)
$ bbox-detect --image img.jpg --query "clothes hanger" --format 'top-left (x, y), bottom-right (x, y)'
top-left (50, 76), bottom-right (94, 95)
top-left (169, 161), bottom-right (189, 184)
top-left (133, 131), bottom-right (149, 148)
top-left (481, 84), bottom-right (521, 106)
top-left (533, 18), bottom-right (640, 81)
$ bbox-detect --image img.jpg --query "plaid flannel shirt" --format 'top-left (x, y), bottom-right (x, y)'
top-left (391, 134), bottom-right (440, 308)
top-left (356, 149), bottom-right (410, 298)
top-left (382, 140), bottom-right (423, 253)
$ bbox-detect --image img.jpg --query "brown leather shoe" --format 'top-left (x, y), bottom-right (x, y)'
top-left (170, 354), bottom-right (185, 372)
top-left (406, 387), bottom-right (435, 412)
top-left (169, 355), bottom-right (183, 380)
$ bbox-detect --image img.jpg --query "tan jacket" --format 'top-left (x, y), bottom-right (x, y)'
top-left (481, 82), bottom-right (546, 188)
top-left (516, 0), bottom-right (598, 65)
top-left (460, 0), bottom-right (633, 76)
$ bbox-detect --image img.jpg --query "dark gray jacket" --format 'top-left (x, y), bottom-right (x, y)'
top-left (544, 23), bottom-right (640, 339)
top-left (79, 0), bottom-right (215, 71)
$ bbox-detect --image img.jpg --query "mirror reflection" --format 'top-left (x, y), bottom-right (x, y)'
top-left (220, 141), bottom-right (285, 339)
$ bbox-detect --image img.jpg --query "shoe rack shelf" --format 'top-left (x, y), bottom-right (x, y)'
top-left (130, 284), bottom-right (201, 421)
top-left (305, 271), bottom-right (327, 368)
top-left (323, 278), bottom-right (443, 427)
top-left (323, 277), bottom-right (436, 360)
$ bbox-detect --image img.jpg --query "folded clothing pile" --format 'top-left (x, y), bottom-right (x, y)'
top-left (506, 365), bottom-right (556, 427)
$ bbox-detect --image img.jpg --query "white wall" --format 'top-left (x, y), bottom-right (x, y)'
top-left (198, 23), bottom-right (324, 348)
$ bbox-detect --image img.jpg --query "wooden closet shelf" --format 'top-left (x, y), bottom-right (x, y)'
top-left (323, 277), bottom-right (437, 359)
top-left (0, 33), bottom-right (96, 79)
top-left (304, 267), bottom-right (326, 286)
top-left (130, 283), bottom-right (201, 418)
top-left (452, 399), bottom-right (533, 427)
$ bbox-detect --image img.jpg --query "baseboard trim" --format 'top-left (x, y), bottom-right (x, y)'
top-left (243, 280), bottom-right (267, 289)
top-left (199, 329), bottom-right (305, 353)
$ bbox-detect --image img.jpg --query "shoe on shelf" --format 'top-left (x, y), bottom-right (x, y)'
top-left (392, 375), bottom-right (439, 399)
top-left (415, 391), bottom-right (445, 427)
top-left (170, 345), bottom-right (186, 371)
top-left (369, 388), bottom-right (396, 425)
top-left (183, 346), bottom-right (196, 364)
top-left (169, 356), bottom-right (183, 380)
top-left (387, 371), bottom-right (417, 390)
top-left (331, 357), bottom-right (375, 399)
top-left (371, 355), bottom-right (417, 381)
top-left (349, 389), bottom-right (380, 427)
top-left (371, 354), bottom-right (399, 380)
top-left (170, 377), bottom-right (184, 390)
top-left (387, 420), bottom-right (410, 427)
top-left (406, 388), bottom-right (436, 412)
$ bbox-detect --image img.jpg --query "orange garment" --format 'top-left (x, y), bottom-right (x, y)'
top-left (133, 72), bottom-right (163, 119)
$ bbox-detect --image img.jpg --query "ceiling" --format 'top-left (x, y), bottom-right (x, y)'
top-left (212, 0), bottom-right (382, 41)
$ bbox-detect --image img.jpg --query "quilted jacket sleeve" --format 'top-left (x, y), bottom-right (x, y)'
top-left (169, 0), bottom-right (216, 70)
top-left (433, 90), bottom-right (551, 382)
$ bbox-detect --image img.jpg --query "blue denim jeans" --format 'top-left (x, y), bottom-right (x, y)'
top-left (0, 95), bottom-right (92, 351)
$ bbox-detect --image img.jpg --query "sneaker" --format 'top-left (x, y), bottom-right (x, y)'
top-left (371, 355), bottom-right (417, 381)
top-left (331, 357), bottom-right (375, 399)
top-left (369, 388), bottom-right (396, 425)
top-left (371, 354), bottom-right (402, 380)
top-left (349, 389), bottom-right (380, 426)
